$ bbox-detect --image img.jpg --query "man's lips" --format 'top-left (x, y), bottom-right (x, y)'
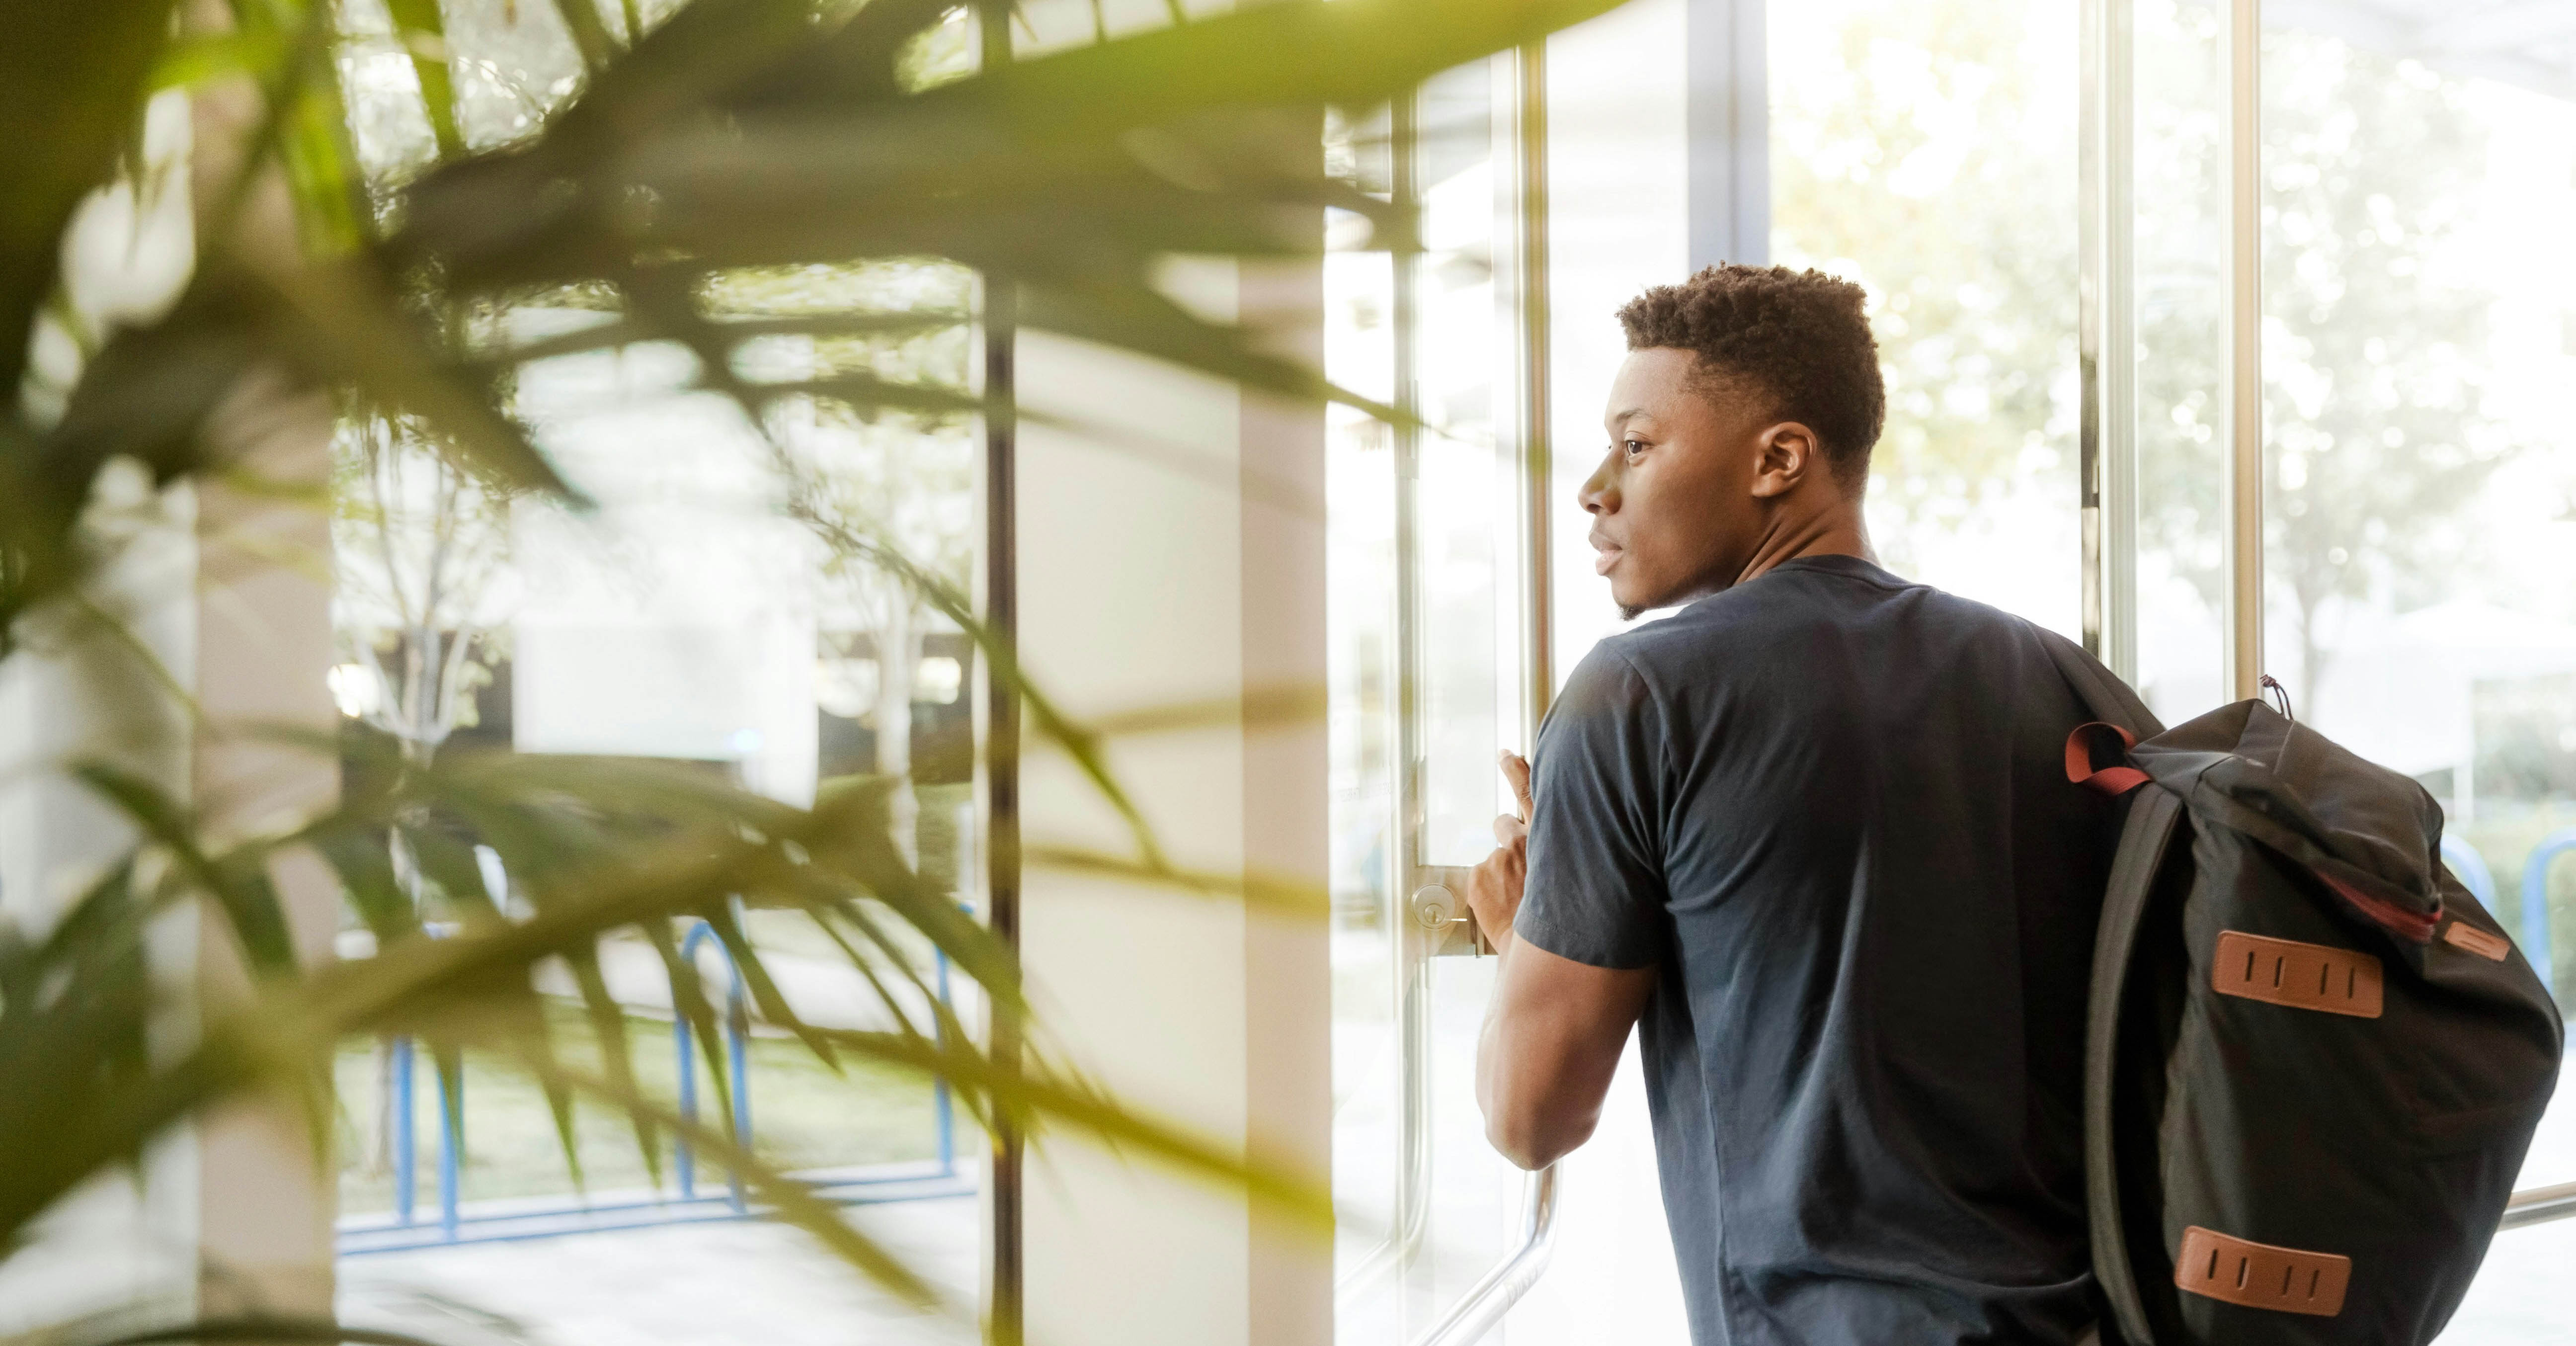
top-left (1591, 540), bottom-right (1623, 576)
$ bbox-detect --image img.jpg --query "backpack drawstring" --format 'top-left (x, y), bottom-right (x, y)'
top-left (2258, 673), bottom-right (2294, 721)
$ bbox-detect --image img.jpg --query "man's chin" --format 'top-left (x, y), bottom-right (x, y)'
top-left (1611, 579), bottom-right (1662, 622)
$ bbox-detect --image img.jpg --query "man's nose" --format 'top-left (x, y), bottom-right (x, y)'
top-left (1578, 450), bottom-right (1618, 515)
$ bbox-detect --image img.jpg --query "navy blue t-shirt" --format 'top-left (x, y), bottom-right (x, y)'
top-left (1516, 555), bottom-right (2117, 1346)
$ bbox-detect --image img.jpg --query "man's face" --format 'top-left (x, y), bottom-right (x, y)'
top-left (1582, 347), bottom-right (1771, 618)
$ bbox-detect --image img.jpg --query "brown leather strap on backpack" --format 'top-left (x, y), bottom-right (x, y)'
top-left (2173, 1226), bottom-right (2350, 1317)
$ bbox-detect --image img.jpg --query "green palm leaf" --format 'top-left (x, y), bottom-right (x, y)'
top-left (0, 0), bottom-right (1625, 1336)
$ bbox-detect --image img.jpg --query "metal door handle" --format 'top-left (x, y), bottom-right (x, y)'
top-left (2503, 1180), bottom-right (2576, 1230)
top-left (1410, 868), bottom-right (1492, 957)
top-left (1407, 1163), bottom-right (1560, 1346)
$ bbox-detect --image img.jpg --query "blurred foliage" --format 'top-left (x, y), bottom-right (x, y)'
top-left (1774, 0), bottom-right (2535, 718)
top-left (2133, 8), bottom-right (2515, 707)
top-left (2254, 30), bottom-right (2509, 707)
top-left (1771, 0), bottom-right (2077, 531)
top-left (2477, 675), bottom-right (2576, 802)
top-left (0, 0), bottom-right (1631, 1340)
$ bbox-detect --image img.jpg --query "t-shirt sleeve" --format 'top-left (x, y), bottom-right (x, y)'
top-left (1515, 645), bottom-right (1670, 969)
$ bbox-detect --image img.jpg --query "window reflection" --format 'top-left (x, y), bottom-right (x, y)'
top-left (2247, 8), bottom-right (2576, 1336)
top-left (2132, 0), bottom-right (2229, 723)
top-left (1327, 62), bottom-right (1523, 1343)
top-left (1771, 0), bottom-right (2083, 635)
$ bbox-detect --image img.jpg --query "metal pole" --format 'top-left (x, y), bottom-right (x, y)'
top-left (726, 978), bottom-right (750, 1213)
top-left (1515, 40), bottom-right (1554, 735)
top-left (392, 1036), bottom-right (416, 1227)
top-left (2219, 0), bottom-right (2264, 700)
top-left (976, 3), bottom-right (1024, 1336)
top-left (437, 1065), bottom-right (461, 1242)
top-left (2079, 0), bottom-right (2139, 680)
top-left (934, 946), bottom-right (957, 1175)
top-left (1388, 84), bottom-right (1434, 1311)
top-left (1385, 45), bottom-right (1569, 1344)
top-left (1407, 1166), bottom-right (1559, 1346)
top-left (2503, 1181), bottom-right (2576, 1231)
top-left (1406, 44), bottom-right (1574, 1344)
top-left (674, 1012), bottom-right (697, 1200)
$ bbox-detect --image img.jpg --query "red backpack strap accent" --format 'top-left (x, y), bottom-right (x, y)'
top-left (2315, 869), bottom-right (2441, 944)
top-left (2066, 722), bottom-right (2150, 796)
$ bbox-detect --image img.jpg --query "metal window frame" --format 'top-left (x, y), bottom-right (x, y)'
top-left (1688, 0), bottom-right (1769, 270)
top-left (1382, 41), bottom-right (1563, 1346)
top-left (2079, 0), bottom-right (2139, 680)
top-left (2218, 0), bottom-right (2265, 702)
top-left (974, 4), bottom-right (1024, 1342)
top-left (2083, 0), bottom-right (2258, 693)
top-left (2081, 0), bottom-right (2258, 692)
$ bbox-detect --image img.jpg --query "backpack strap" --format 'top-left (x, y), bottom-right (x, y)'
top-left (2028, 620), bottom-right (2172, 1343)
top-left (2088, 784), bottom-right (2183, 1346)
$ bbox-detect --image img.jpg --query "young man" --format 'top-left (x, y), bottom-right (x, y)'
top-left (1462, 264), bottom-right (2120, 1345)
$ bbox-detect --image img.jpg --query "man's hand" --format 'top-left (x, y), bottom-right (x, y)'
top-left (1463, 751), bottom-right (1535, 952)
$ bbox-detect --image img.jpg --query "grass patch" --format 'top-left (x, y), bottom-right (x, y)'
top-left (337, 1000), bottom-right (951, 1216)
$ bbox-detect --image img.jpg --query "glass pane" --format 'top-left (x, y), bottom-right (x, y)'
top-left (1408, 61), bottom-right (1524, 1332)
top-left (329, 7), bottom-right (984, 1310)
top-left (1419, 955), bottom-right (1513, 1323)
top-left (333, 314), bottom-right (984, 1340)
top-left (1417, 59), bottom-right (1524, 868)
top-left (2131, 0), bottom-right (2229, 723)
top-left (1326, 146), bottom-right (1405, 1314)
top-left (1771, 0), bottom-right (2083, 635)
top-left (2251, 7), bottom-right (2576, 1336)
top-left (1328, 64), bottom-right (1526, 1344)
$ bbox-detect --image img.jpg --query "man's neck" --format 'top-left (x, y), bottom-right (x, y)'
top-left (1730, 496), bottom-right (1874, 589)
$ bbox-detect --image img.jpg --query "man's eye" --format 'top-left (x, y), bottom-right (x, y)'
top-left (1623, 440), bottom-right (1646, 459)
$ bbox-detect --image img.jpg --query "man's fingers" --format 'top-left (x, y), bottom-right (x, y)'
top-left (1500, 751), bottom-right (1534, 821)
top-left (1493, 813), bottom-right (1528, 846)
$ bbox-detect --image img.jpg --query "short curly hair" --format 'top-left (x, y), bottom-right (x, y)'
top-left (1615, 264), bottom-right (1886, 490)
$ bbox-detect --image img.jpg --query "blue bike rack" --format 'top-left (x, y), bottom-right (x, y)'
top-left (390, 1035), bottom-right (415, 1228)
top-left (2441, 834), bottom-right (2498, 910)
top-left (379, 1026), bottom-right (474, 1243)
top-left (350, 914), bottom-right (966, 1254)
top-left (674, 919), bottom-right (754, 1213)
top-left (933, 943), bottom-right (956, 1175)
top-left (2520, 827), bottom-right (2576, 1009)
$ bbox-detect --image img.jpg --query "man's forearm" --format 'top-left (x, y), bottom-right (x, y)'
top-left (1475, 932), bottom-right (1656, 1171)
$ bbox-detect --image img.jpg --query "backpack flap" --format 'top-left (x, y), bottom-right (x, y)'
top-left (2134, 701), bottom-right (2445, 958)
top-left (2090, 698), bottom-right (2563, 1345)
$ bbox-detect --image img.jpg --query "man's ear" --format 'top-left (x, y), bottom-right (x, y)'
top-left (1748, 422), bottom-right (1820, 500)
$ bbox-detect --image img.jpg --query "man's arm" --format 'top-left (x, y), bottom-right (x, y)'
top-left (1464, 754), bottom-right (1658, 1171)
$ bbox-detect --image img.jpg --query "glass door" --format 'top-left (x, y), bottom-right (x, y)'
top-left (2245, 6), bottom-right (2576, 1334)
top-left (2097, 0), bottom-right (2576, 1332)
top-left (1328, 53), bottom-right (1554, 1346)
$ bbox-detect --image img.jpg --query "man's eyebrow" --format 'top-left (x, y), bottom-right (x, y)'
top-left (1610, 408), bottom-right (1650, 425)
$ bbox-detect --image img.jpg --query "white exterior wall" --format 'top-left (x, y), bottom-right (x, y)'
top-left (509, 331), bottom-right (824, 807)
top-left (1012, 259), bottom-right (1331, 1345)
top-left (0, 81), bottom-right (339, 1333)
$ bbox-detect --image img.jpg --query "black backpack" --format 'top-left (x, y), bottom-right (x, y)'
top-left (2046, 642), bottom-right (2563, 1344)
